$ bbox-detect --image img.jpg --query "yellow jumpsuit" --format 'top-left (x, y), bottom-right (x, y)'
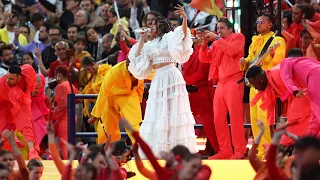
top-left (80, 64), bottom-right (111, 118)
top-left (242, 31), bottom-right (286, 158)
top-left (91, 61), bottom-right (144, 144)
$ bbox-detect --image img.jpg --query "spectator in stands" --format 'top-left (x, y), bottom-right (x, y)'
top-left (0, 10), bottom-right (28, 46)
top-left (143, 11), bottom-right (161, 28)
top-left (19, 25), bottom-right (30, 43)
top-left (169, 17), bottom-right (181, 30)
top-left (80, 0), bottom-right (104, 28)
top-left (27, 159), bottom-right (44, 180)
top-left (74, 9), bottom-right (90, 36)
top-left (60, 0), bottom-right (81, 30)
top-left (40, 26), bottom-right (62, 70)
top-left (108, 6), bottom-right (129, 47)
top-left (300, 29), bottom-right (313, 55)
top-left (67, 24), bottom-right (80, 42)
top-left (28, 13), bottom-right (45, 42)
top-left (38, 40), bottom-right (80, 82)
top-left (294, 136), bottom-right (320, 180)
top-left (287, 4), bottom-right (313, 48)
top-left (24, 22), bottom-right (50, 55)
top-left (0, 45), bottom-right (14, 77)
top-left (101, 33), bottom-right (114, 59)
top-left (96, 3), bottom-right (113, 35)
top-left (20, 0), bottom-right (39, 18)
top-left (0, 163), bottom-right (10, 180)
top-left (75, 36), bottom-right (91, 63)
top-left (85, 27), bottom-right (103, 61)
top-left (23, 52), bottom-right (38, 73)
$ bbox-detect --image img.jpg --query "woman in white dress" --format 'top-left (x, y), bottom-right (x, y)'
top-left (128, 5), bottom-right (197, 157)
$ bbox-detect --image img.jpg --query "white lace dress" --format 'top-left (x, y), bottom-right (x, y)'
top-left (128, 26), bottom-right (198, 157)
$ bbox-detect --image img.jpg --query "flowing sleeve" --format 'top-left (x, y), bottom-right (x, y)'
top-left (166, 26), bottom-right (193, 64)
top-left (128, 43), bottom-right (153, 80)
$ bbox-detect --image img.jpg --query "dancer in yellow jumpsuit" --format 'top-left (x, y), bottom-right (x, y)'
top-left (89, 60), bottom-right (144, 144)
top-left (80, 57), bottom-right (111, 118)
top-left (240, 14), bottom-right (286, 158)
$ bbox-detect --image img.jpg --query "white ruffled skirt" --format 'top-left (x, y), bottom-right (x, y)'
top-left (139, 64), bottom-right (198, 158)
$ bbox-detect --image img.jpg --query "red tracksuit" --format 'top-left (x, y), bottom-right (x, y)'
top-left (199, 33), bottom-right (247, 158)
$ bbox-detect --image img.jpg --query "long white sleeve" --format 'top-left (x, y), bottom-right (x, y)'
top-left (165, 26), bottom-right (193, 64)
top-left (128, 43), bottom-right (153, 80)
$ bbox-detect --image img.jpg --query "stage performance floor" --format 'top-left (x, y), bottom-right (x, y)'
top-left (16, 160), bottom-right (256, 179)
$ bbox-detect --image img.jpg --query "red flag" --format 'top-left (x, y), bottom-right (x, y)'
top-left (190, 0), bottom-right (224, 18)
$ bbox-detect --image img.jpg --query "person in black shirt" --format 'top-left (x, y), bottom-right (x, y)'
top-left (59, 0), bottom-right (81, 30)
top-left (41, 26), bottom-right (62, 69)
top-left (96, 4), bottom-right (113, 36)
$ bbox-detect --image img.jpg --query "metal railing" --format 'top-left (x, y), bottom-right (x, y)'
top-left (67, 93), bottom-right (253, 145)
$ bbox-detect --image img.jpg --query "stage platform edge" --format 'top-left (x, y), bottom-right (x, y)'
top-left (15, 160), bottom-right (256, 180)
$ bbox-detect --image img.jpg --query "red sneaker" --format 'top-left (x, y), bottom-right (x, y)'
top-left (230, 153), bottom-right (246, 159)
top-left (208, 152), bottom-right (232, 160)
top-left (28, 148), bottom-right (40, 160)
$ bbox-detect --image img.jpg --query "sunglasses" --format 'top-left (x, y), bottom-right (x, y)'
top-left (256, 20), bottom-right (269, 24)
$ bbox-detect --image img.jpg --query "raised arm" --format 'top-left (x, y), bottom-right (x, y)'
top-left (132, 143), bottom-right (157, 180)
top-left (174, 5), bottom-right (188, 39)
top-left (2, 130), bottom-right (29, 179)
top-left (105, 144), bottom-right (126, 180)
top-left (248, 121), bottom-right (265, 172)
top-left (61, 139), bottom-right (77, 180)
top-left (47, 122), bottom-right (67, 175)
top-left (35, 47), bottom-right (49, 77)
top-left (120, 119), bottom-right (164, 177)
top-left (266, 129), bottom-right (286, 180)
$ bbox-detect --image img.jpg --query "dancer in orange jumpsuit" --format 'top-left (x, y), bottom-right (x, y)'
top-left (246, 63), bottom-right (311, 147)
top-left (0, 65), bottom-right (38, 159)
top-left (53, 65), bottom-right (79, 159)
top-left (199, 17), bottom-right (246, 159)
top-left (182, 38), bottom-right (219, 153)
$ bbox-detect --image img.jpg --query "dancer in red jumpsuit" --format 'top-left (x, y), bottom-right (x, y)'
top-left (199, 17), bottom-right (246, 159)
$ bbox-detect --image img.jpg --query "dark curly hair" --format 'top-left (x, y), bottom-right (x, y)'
top-left (155, 16), bottom-right (174, 39)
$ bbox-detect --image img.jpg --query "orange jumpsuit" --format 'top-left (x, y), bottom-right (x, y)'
top-left (199, 33), bottom-right (246, 158)
top-left (54, 81), bottom-right (79, 160)
top-left (0, 65), bottom-right (37, 149)
top-left (182, 44), bottom-right (219, 152)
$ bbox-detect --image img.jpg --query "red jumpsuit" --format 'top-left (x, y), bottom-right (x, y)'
top-left (182, 44), bottom-right (219, 152)
top-left (199, 33), bottom-right (247, 159)
top-left (54, 81), bottom-right (79, 159)
top-left (0, 65), bottom-right (37, 149)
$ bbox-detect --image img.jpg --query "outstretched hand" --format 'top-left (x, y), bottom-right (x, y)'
top-left (1, 129), bottom-right (15, 144)
top-left (46, 121), bottom-right (55, 134)
top-left (174, 4), bottom-right (187, 18)
top-left (294, 88), bottom-right (307, 97)
top-left (257, 120), bottom-right (265, 132)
